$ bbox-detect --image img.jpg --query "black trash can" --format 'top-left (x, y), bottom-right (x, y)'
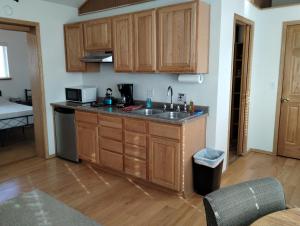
top-left (193, 148), bottom-right (225, 196)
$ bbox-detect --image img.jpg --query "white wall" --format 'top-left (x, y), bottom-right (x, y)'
top-left (248, 4), bottom-right (300, 152)
top-left (0, 0), bottom-right (83, 155)
top-left (214, 1), bottom-right (300, 156)
top-left (0, 29), bottom-right (31, 99)
top-left (214, 1), bottom-right (260, 164)
top-left (80, 0), bottom-right (222, 150)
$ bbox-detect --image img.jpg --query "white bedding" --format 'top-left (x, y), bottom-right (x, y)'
top-left (0, 97), bottom-right (34, 129)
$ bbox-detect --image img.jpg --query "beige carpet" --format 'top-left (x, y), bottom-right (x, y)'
top-left (0, 190), bottom-right (101, 226)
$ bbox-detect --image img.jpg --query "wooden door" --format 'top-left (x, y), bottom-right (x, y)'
top-left (149, 137), bottom-right (180, 191)
top-left (134, 10), bottom-right (156, 72)
top-left (64, 23), bottom-right (86, 72)
top-left (237, 23), bottom-right (252, 155)
top-left (83, 18), bottom-right (112, 51)
top-left (76, 122), bottom-right (99, 163)
top-left (112, 14), bottom-right (134, 72)
top-left (278, 24), bottom-right (300, 159)
top-left (157, 2), bottom-right (197, 73)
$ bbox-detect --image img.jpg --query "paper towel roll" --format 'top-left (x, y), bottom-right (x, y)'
top-left (178, 74), bottom-right (204, 84)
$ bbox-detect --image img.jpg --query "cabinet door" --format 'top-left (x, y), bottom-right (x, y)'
top-left (83, 18), bottom-right (112, 51)
top-left (112, 14), bottom-right (134, 72)
top-left (157, 2), bottom-right (197, 73)
top-left (64, 23), bottom-right (86, 72)
top-left (149, 137), bottom-right (180, 191)
top-left (100, 149), bottom-right (123, 172)
top-left (134, 10), bottom-right (156, 72)
top-left (76, 122), bottom-right (99, 163)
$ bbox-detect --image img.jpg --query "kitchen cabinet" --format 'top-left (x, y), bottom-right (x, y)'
top-left (149, 133), bottom-right (180, 191)
top-left (64, 0), bottom-right (209, 74)
top-left (112, 14), bottom-right (134, 72)
top-left (125, 156), bottom-right (147, 180)
top-left (101, 149), bottom-right (123, 171)
top-left (124, 118), bottom-right (147, 179)
top-left (64, 23), bottom-right (86, 72)
top-left (83, 18), bottom-right (112, 51)
top-left (75, 110), bottom-right (206, 195)
top-left (133, 10), bottom-right (156, 72)
top-left (98, 114), bottom-right (124, 171)
top-left (64, 23), bottom-right (99, 72)
top-left (157, 1), bottom-right (210, 73)
top-left (75, 111), bottom-right (99, 163)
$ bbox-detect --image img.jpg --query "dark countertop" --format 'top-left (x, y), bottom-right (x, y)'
top-left (51, 101), bottom-right (208, 125)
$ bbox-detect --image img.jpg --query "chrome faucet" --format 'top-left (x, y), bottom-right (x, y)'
top-left (167, 86), bottom-right (174, 110)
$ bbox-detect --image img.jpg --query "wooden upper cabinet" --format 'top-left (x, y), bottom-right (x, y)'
top-left (64, 23), bottom-right (86, 72)
top-left (157, 1), bottom-right (210, 73)
top-left (112, 14), bottom-right (134, 72)
top-left (133, 10), bottom-right (156, 72)
top-left (83, 18), bottom-right (112, 51)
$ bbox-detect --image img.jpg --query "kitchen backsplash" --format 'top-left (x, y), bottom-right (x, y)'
top-left (83, 64), bottom-right (209, 106)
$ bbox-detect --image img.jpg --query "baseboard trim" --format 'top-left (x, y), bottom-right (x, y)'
top-left (249, 148), bottom-right (275, 156)
top-left (46, 154), bottom-right (56, 159)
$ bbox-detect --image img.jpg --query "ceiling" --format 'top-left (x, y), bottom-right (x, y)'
top-left (272, 0), bottom-right (300, 6)
top-left (42, 0), bottom-right (86, 8)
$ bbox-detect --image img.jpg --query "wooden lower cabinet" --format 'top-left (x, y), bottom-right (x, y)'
top-left (125, 156), bottom-right (146, 179)
top-left (101, 149), bottom-right (123, 171)
top-left (75, 110), bottom-right (206, 195)
top-left (76, 122), bottom-right (99, 163)
top-left (149, 136), bottom-right (180, 191)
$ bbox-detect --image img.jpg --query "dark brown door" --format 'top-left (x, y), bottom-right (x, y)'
top-left (278, 24), bottom-right (300, 159)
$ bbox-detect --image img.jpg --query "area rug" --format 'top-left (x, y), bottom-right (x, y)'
top-left (0, 190), bottom-right (101, 226)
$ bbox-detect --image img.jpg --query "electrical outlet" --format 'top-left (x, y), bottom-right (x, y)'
top-left (177, 93), bottom-right (186, 103)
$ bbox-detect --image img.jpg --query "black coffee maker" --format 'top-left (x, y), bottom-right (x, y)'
top-left (117, 84), bottom-right (133, 106)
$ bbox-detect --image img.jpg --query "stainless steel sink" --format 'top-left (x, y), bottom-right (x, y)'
top-left (132, 108), bottom-right (164, 116)
top-left (157, 111), bottom-right (190, 120)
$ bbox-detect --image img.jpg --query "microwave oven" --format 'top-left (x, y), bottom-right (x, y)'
top-left (65, 86), bottom-right (97, 103)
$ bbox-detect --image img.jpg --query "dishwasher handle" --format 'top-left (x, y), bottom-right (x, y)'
top-left (54, 107), bottom-right (75, 114)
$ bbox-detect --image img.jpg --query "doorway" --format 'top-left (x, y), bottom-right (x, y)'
top-left (0, 18), bottom-right (48, 165)
top-left (228, 15), bottom-right (254, 165)
top-left (276, 22), bottom-right (300, 160)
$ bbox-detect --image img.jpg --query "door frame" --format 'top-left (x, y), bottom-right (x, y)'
top-left (0, 17), bottom-right (49, 158)
top-left (273, 20), bottom-right (300, 156)
top-left (227, 14), bottom-right (254, 166)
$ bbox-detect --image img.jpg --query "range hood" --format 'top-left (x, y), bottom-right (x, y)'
top-left (80, 52), bottom-right (113, 63)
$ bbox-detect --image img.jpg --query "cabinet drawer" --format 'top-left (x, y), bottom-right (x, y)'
top-left (76, 111), bottom-right (97, 124)
top-left (125, 143), bottom-right (146, 160)
top-left (100, 137), bottom-right (123, 154)
top-left (149, 122), bottom-right (181, 140)
top-left (125, 118), bottom-right (147, 133)
top-left (99, 126), bottom-right (122, 141)
top-left (125, 156), bottom-right (146, 180)
top-left (101, 149), bottom-right (123, 171)
top-left (98, 114), bottom-right (122, 128)
top-left (125, 131), bottom-right (146, 147)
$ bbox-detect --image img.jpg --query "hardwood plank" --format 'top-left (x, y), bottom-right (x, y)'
top-left (0, 152), bottom-right (299, 226)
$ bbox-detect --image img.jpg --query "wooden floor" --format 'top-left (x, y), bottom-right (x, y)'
top-left (0, 127), bottom-right (36, 167)
top-left (0, 152), bottom-right (299, 226)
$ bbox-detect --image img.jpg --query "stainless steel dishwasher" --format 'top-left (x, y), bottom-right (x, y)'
top-left (54, 107), bottom-right (79, 162)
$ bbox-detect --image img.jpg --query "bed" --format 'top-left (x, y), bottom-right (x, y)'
top-left (0, 96), bottom-right (34, 130)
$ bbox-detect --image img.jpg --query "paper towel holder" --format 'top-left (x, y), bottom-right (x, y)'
top-left (178, 74), bottom-right (204, 84)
